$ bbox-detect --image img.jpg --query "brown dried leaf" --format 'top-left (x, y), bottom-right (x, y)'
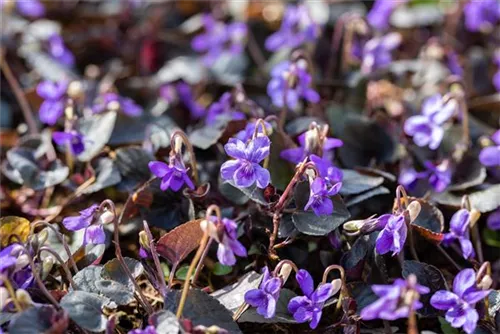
top-left (156, 219), bottom-right (204, 266)
top-left (0, 216), bottom-right (30, 247)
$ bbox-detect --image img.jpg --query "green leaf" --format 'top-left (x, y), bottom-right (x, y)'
top-left (175, 265), bottom-right (191, 280)
top-left (483, 229), bottom-right (500, 248)
top-left (60, 291), bottom-right (109, 332)
top-left (439, 317), bottom-right (459, 334)
top-left (212, 263), bottom-right (233, 276)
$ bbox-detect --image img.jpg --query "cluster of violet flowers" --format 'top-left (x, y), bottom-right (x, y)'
top-left (191, 14), bottom-right (247, 66)
top-left (360, 268), bottom-right (491, 334)
top-left (264, 4), bottom-right (320, 52)
top-left (244, 266), bottom-right (341, 329)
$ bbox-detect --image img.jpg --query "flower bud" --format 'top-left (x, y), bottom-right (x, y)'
top-left (0, 287), bottom-right (9, 310)
top-left (16, 289), bottom-right (33, 309)
top-left (343, 219), bottom-right (364, 235)
top-left (138, 231), bottom-right (150, 252)
top-left (41, 256), bottom-right (55, 280)
top-left (99, 210), bottom-right (115, 225)
top-left (15, 254), bottom-right (30, 271)
top-left (200, 219), bottom-right (218, 241)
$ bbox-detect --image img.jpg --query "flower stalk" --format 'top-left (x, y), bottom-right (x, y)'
top-left (322, 265), bottom-right (346, 320)
top-left (142, 220), bottom-right (168, 297)
top-left (101, 199), bottom-right (154, 315)
top-left (38, 246), bottom-right (76, 289)
top-left (0, 275), bottom-right (22, 312)
top-left (170, 130), bottom-right (199, 185)
top-left (176, 205), bottom-right (220, 318)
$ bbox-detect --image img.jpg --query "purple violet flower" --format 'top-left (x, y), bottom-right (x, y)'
top-left (47, 34), bottom-right (75, 67)
top-left (235, 120), bottom-right (272, 142)
top-left (494, 52), bottom-right (500, 92)
top-left (0, 244), bottom-right (33, 289)
top-left (191, 15), bottom-right (247, 66)
top-left (265, 4), bottom-right (320, 52)
top-left (52, 130), bottom-right (86, 155)
top-left (463, 0), bottom-right (500, 32)
top-left (128, 326), bottom-right (157, 334)
top-left (447, 50), bottom-right (464, 77)
top-left (280, 130), bottom-right (343, 164)
top-left (367, 0), bottom-right (407, 31)
top-left (287, 269), bottom-right (339, 329)
top-left (487, 208), bottom-right (500, 230)
top-left (443, 209), bottom-right (475, 259)
top-left (204, 216), bottom-right (247, 266)
top-left (361, 275), bottom-right (430, 320)
top-left (305, 177), bottom-right (342, 216)
top-left (361, 32), bottom-right (401, 74)
top-left (244, 267), bottom-right (282, 319)
top-left (430, 268), bottom-right (491, 334)
top-left (206, 92), bottom-right (246, 126)
top-left (62, 204), bottom-right (106, 245)
top-left (1, 0), bottom-right (45, 18)
top-left (310, 155), bottom-right (343, 184)
top-left (36, 80), bottom-right (68, 125)
top-left (148, 156), bottom-right (195, 192)
top-left (398, 166), bottom-right (426, 191)
top-left (92, 92), bottom-right (143, 117)
top-left (159, 83), bottom-right (205, 119)
top-left (220, 136), bottom-right (271, 189)
top-left (425, 160), bottom-right (452, 192)
top-left (375, 213), bottom-right (407, 256)
top-left (404, 94), bottom-right (457, 150)
top-left (267, 60), bottom-right (320, 109)
top-left (479, 129), bottom-right (500, 167)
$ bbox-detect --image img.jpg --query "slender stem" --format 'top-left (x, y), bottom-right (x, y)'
top-left (246, 29), bottom-right (267, 75)
top-left (0, 51), bottom-right (39, 135)
top-left (0, 275), bottom-right (22, 311)
top-left (323, 265), bottom-right (346, 321)
top-left (104, 199), bottom-right (153, 315)
top-left (31, 221), bottom-right (78, 273)
top-left (143, 221), bottom-right (168, 297)
top-left (407, 310), bottom-right (418, 334)
top-left (383, 320), bottom-right (393, 334)
top-left (272, 259), bottom-right (299, 277)
top-left (171, 130), bottom-right (199, 185)
top-left (176, 230), bottom-right (209, 318)
top-left (462, 196), bottom-right (484, 263)
top-left (192, 237), bottom-right (213, 286)
top-left (436, 244), bottom-right (462, 272)
top-left (177, 205), bottom-right (221, 318)
top-left (406, 213), bottom-right (420, 262)
top-left (269, 157), bottom-right (310, 258)
top-left (39, 246), bottom-right (76, 289)
top-left (396, 185), bottom-right (409, 212)
top-left (278, 82), bottom-right (288, 131)
top-left (19, 245), bottom-right (60, 307)
top-left (168, 263), bottom-right (178, 289)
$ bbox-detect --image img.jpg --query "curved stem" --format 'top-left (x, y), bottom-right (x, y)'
top-left (272, 259), bottom-right (299, 277)
top-left (171, 130), bottom-right (199, 185)
top-left (461, 195), bottom-right (471, 211)
top-left (105, 199), bottom-right (154, 315)
top-left (322, 265), bottom-right (346, 320)
top-left (18, 245), bottom-right (60, 307)
top-left (461, 195), bottom-right (484, 263)
top-left (143, 221), bottom-right (168, 297)
top-left (31, 221), bottom-right (78, 273)
top-left (436, 244), bottom-right (461, 271)
top-left (0, 274), bottom-right (22, 311)
top-left (192, 237), bottom-right (213, 286)
top-left (396, 185), bottom-right (409, 212)
top-left (176, 229), bottom-right (209, 318)
top-left (252, 118), bottom-right (271, 169)
top-left (0, 50), bottom-right (39, 135)
top-left (269, 157), bottom-right (310, 258)
top-left (38, 246), bottom-right (76, 290)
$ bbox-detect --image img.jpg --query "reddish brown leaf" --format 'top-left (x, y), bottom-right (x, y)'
top-left (156, 219), bottom-right (205, 266)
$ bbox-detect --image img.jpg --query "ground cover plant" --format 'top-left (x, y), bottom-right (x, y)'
top-left (1, 1), bottom-right (500, 333)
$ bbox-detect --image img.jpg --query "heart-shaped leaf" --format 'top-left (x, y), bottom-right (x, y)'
top-left (102, 257), bottom-right (144, 288)
top-left (340, 170), bottom-right (385, 195)
top-left (211, 271), bottom-right (262, 313)
top-left (77, 111), bottom-right (117, 162)
top-left (60, 291), bottom-right (109, 332)
top-left (292, 196), bottom-right (351, 236)
top-left (8, 305), bottom-right (69, 334)
top-left (156, 219), bottom-right (204, 268)
top-left (150, 310), bottom-right (180, 334)
top-left (164, 289), bottom-right (242, 333)
top-left (408, 198), bottom-right (444, 244)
